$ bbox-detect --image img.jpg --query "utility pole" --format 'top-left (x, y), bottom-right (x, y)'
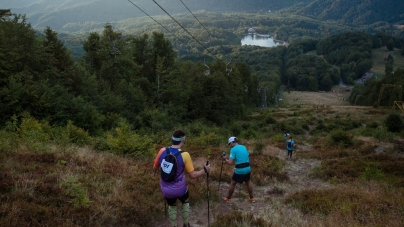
top-left (260, 86), bottom-right (268, 108)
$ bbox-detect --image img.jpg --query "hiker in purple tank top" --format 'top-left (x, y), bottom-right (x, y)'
top-left (153, 129), bottom-right (211, 227)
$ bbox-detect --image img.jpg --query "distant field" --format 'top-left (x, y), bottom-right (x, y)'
top-left (372, 47), bottom-right (404, 76)
top-left (280, 88), bottom-right (351, 107)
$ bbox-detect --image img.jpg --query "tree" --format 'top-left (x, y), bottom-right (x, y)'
top-left (384, 113), bottom-right (404, 132)
top-left (385, 55), bottom-right (394, 75)
top-left (386, 39), bottom-right (394, 51)
top-left (401, 41), bottom-right (404, 56)
top-left (320, 74), bottom-right (333, 91)
top-left (43, 27), bottom-right (73, 72)
top-left (355, 59), bottom-right (372, 77)
top-left (82, 32), bottom-right (102, 72)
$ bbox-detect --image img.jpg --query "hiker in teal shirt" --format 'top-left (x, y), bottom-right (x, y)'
top-left (221, 136), bottom-right (255, 203)
top-left (286, 134), bottom-right (295, 160)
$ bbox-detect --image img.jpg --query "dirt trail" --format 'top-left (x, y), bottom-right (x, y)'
top-left (152, 145), bottom-right (331, 227)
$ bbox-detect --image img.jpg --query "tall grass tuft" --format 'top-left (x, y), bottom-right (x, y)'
top-left (211, 211), bottom-right (272, 227)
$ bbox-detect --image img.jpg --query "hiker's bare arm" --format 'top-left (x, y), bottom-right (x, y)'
top-left (188, 164), bottom-right (210, 179)
top-left (222, 155), bottom-right (235, 165)
top-left (153, 165), bottom-right (158, 171)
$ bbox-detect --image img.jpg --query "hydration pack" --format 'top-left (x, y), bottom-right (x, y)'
top-left (287, 141), bottom-right (293, 149)
top-left (160, 148), bottom-right (183, 182)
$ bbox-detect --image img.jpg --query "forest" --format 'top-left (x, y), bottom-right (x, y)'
top-left (1, 4), bottom-right (404, 226)
top-left (1, 8), bottom-right (404, 135)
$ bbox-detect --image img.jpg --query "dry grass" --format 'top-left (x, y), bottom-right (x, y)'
top-left (280, 89), bottom-right (352, 107)
top-left (2, 90), bottom-right (404, 227)
top-left (371, 47), bottom-right (404, 76)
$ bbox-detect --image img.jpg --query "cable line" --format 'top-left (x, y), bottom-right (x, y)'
top-left (178, 0), bottom-right (228, 56)
top-left (127, 0), bottom-right (179, 39)
top-left (152, 0), bottom-right (218, 59)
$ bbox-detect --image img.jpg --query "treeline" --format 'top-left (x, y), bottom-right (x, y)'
top-left (349, 69), bottom-right (404, 107)
top-left (0, 10), bottom-right (259, 136)
top-left (2, 8), bottom-right (404, 137)
top-left (289, 0), bottom-right (404, 26)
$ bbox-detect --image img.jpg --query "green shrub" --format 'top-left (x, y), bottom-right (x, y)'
top-left (135, 108), bottom-right (173, 133)
top-left (61, 177), bottom-right (90, 208)
top-left (373, 128), bottom-right (395, 141)
top-left (240, 127), bottom-right (258, 139)
top-left (252, 139), bottom-right (265, 155)
top-left (366, 121), bottom-right (379, 129)
top-left (188, 131), bottom-right (223, 146)
top-left (105, 122), bottom-right (155, 157)
top-left (265, 115), bottom-right (277, 124)
top-left (64, 121), bottom-right (92, 146)
top-left (0, 130), bottom-right (18, 153)
top-left (359, 162), bottom-right (384, 181)
top-left (18, 114), bottom-right (50, 152)
top-left (228, 122), bottom-right (242, 137)
top-left (384, 113), bottom-right (404, 132)
top-left (302, 123), bottom-right (310, 131)
top-left (272, 133), bottom-right (286, 142)
top-left (327, 129), bottom-right (353, 147)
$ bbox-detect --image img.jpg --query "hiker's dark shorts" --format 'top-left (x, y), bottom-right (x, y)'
top-left (287, 149), bottom-right (293, 156)
top-left (165, 190), bottom-right (189, 206)
top-left (232, 172), bottom-right (251, 184)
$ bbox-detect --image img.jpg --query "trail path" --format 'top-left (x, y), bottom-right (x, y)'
top-left (152, 145), bottom-right (332, 227)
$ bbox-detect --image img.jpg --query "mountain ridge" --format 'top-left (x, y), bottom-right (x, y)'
top-left (1, 0), bottom-right (312, 32)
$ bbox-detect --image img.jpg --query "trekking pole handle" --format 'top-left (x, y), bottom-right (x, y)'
top-left (204, 161), bottom-right (209, 174)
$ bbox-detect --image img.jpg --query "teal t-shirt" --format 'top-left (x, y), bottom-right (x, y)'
top-left (286, 139), bottom-right (295, 151)
top-left (229, 144), bottom-right (251, 174)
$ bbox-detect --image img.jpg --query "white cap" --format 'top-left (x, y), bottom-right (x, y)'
top-left (228, 136), bottom-right (236, 145)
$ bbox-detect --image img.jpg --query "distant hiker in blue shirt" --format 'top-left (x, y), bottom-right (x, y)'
top-left (286, 135), bottom-right (295, 160)
top-left (221, 136), bottom-right (255, 203)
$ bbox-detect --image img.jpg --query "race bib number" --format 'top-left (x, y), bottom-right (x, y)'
top-left (161, 159), bottom-right (174, 174)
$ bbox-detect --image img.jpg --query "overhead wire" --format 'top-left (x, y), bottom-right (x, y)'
top-left (178, 0), bottom-right (229, 56)
top-left (151, 0), bottom-right (218, 59)
top-left (126, 0), bottom-right (180, 39)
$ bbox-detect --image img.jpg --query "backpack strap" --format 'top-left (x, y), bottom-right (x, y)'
top-left (165, 147), bottom-right (184, 156)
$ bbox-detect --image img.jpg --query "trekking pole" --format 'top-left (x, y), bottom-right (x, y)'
top-left (218, 152), bottom-right (225, 194)
top-left (205, 161), bottom-right (210, 227)
top-left (155, 168), bottom-right (167, 220)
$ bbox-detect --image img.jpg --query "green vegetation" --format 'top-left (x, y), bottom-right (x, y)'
top-left (1, 4), bottom-right (404, 227)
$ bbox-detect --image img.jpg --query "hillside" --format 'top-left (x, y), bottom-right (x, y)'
top-left (1, 0), bottom-right (311, 32)
top-left (286, 0), bottom-right (404, 25)
top-left (2, 89), bottom-right (404, 227)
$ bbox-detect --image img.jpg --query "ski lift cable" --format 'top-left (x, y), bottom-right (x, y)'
top-left (152, 0), bottom-right (218, 60)
top-left (126, 0), bottom-right (180, 39)
top-left (178, 0), bottom-right (229, 56)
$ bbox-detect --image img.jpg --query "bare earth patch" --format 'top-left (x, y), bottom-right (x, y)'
top-left (152, 144), bottom-right (332, 227)
top-left (152, 90), bottom-right (399, 227)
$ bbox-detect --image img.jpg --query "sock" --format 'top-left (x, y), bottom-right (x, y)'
top-left (168, 205), bottom-right (177, 227)
top-left (181, 202), bottom-right (190, 225)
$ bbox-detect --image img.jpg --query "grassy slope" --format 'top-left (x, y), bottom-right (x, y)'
top-left (1, 85), bottom-right (404, 226)
top-left (372, 46), bottom-right (404, 76)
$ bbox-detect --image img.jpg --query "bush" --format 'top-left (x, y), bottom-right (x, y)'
top-left (64, 121), bottom-right (92, 146)
top-left (188, 131), bottom-right (223, 146)
top-left (252, 139), bottom-right (265, 155)
top-left (18, 114), bottom-right (51, 153)
top-left (359, 162), bottom-right (384, 181)
top-left (366, 121), bottom-right (378, 129)
top-left (60, 177), bottom-right (90, 208)
top-left (384, 113), bottom-right (404, 132)
top-left (328, 129), bottom-right (353, 147)
top-left (264, 115), bottom-right (277, 124)
top-left (105, 122), bottom-right (155, 157)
